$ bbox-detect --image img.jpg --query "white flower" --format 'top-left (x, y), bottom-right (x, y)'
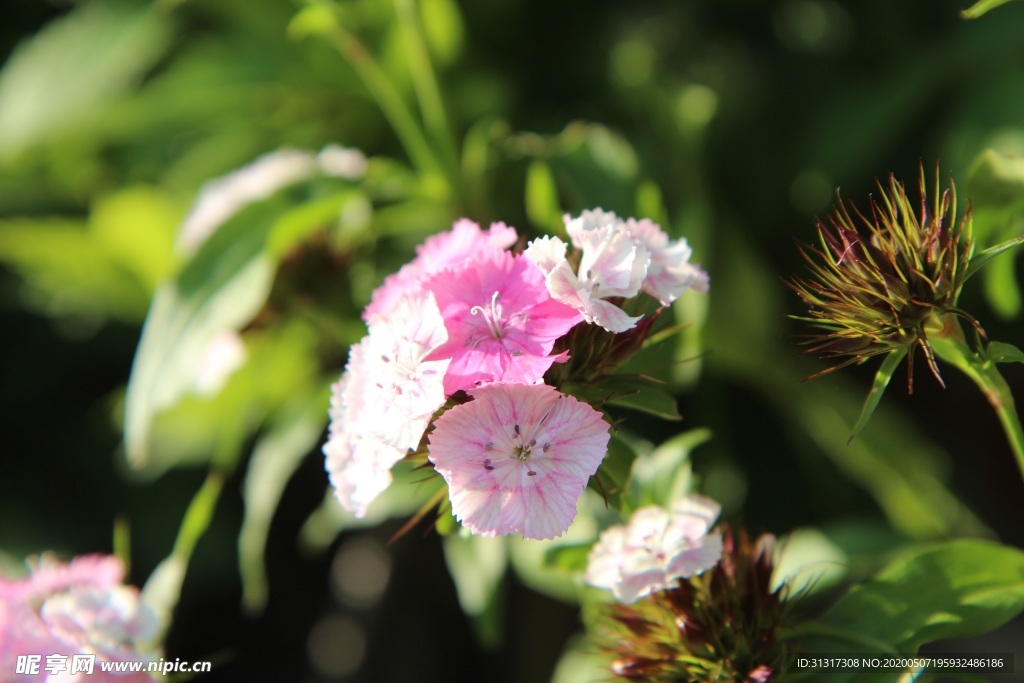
top-left (324, 290), bottom-right (450, 516)
top-left (625, 217), bottom-right (709, 305)
top-left (525, 217), bottom-right (650, 333)
top-left (585, 494), bottom-right (723, 604)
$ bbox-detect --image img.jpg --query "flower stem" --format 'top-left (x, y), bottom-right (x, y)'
top-left (393, 0), bottom-right (461, 198)
top-left (327, 21), bottom-right (448, 194)
top-left (928, 314), bottom-right (1024, 483)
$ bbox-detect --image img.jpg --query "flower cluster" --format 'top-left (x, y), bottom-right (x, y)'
top-left (324, 210), bottom-right (707, 539)
top-left (0, 554), bottom-right (158, 682)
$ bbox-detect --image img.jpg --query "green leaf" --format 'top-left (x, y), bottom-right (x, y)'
top-left (798, 540), bottom-right (1024, 668)
top-left (525, 160), bottom-right (563, 232)
top-left (135, 322), bottom-right (320, 478)
top-left (964, 233), bottom-right (1024, 280)
top-left (606, 386), bottom-right (682, 421)
top-left (0, 217), bottom-right (151, 323)
top-left (982, 241), bottom-right (1023, 318)
top-left (590, 432), bottom-right (637, 511)
top-left (629, 428), bottom-right (708, 508)
top-left (635, 180), bottom-right (669, 227)
top-left (287, 4), bottom-right (339, 40)
top-left (239, 388), bottom-right (329, 614)
top-left (961, 0), bottom-right (1018, 19)
top-left (420, 0), bottom-right (465, 66)
top-left (848, 348), bottom-right (907, 444)
top-left (986, 340), bottom-right (1024, 364)
top-left (123, 200), bottom-right (282, 467)
top-left (542, 543), bottom-right (593, 574)
top-left (90, 187), bottom-right (181, 293)
top-left (0, 3), bottom-right (171, 159)
top-left (442, 535), bottom-right (507, 648)
top-left (967, 148), bottom-right (1024, 208)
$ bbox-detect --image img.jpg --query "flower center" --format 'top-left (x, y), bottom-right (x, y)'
top-left (471, 290), bottom-right (506, 339)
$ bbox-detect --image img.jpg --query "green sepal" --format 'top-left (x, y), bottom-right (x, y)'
top-left (848, 348), bottom-right (906, 445)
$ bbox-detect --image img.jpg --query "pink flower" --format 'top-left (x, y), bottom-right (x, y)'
top-left (364, 219), bottom-right (518, 320)
top-left (426, 250), bottom-right (582, 394)
top-left (325, 290), bottom-right (451, 517)
top-left (585, 495), bottom-right (723, 604)
top-left (428, 383), bottom-right (610, 540)
top-left (1, 554), bottom-right (158, 682)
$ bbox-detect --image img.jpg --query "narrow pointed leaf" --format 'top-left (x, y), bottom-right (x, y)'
top-left (961, 0), bottom-right (1017, 19)
top-left (965, 233), bottom-right (1024, 280)
top-left (848, 348), bottom-right (906, 444)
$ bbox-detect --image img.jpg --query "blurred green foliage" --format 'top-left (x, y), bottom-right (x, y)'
top-left (2, 0), bottom-right (1024, 681)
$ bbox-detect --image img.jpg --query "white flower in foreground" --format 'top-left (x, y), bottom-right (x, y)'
top-left (428, 383), bottom-right (610, 540)
top-left (324, 290), bottom-right (450, 517)
top-left (585, 494), bottom-right (723, 604)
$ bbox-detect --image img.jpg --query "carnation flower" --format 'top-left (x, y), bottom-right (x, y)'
top-left (529, 212), bottom-right (650, 333)
top-left (365, 219), bottom-right (518, 320)
top-left (586, 495), bottom-right (723, 604)
top-left (428, 383), bottom-right (610, 540)
top-left (426, 250), bottom-right (582, 394)
top-left (0, 554), bottom-right (157, 682)
top-left (324, 290), bottom-right (450, 516)
top-left (625, 217), bottom-right (709, 305)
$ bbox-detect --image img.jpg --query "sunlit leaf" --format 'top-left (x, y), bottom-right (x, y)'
top-left (961, 0), bottom-right (1018, 19)
top-left (542, 543), bottom-right (593, 574)
top-left (629, 428), bottom-right (708, 508)
top-left (420, 0), bottom-right (465, 66)
top-left (0, 3), bottom-right (171, 159)
top-left (0, 217), bottom-right (149, 323)
top-left (525, 160), bottom-right (562, 232)
top-left (123, 199), bottom-right (284, 468)
top-left (795, 540), bottom-right (1024, 681)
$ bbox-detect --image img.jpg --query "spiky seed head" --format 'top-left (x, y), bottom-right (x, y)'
top-left (790, 164), bottom-right (978, 390)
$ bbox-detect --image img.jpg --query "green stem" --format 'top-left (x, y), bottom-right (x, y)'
top-left (928, 314), bottom-right (1024, 483)
top-left (328, 22), bottom-right (448, 194)
top-left (393, 0), bottom-right (461, 198)
top-left (173, 470), bottom-right (225, 560)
